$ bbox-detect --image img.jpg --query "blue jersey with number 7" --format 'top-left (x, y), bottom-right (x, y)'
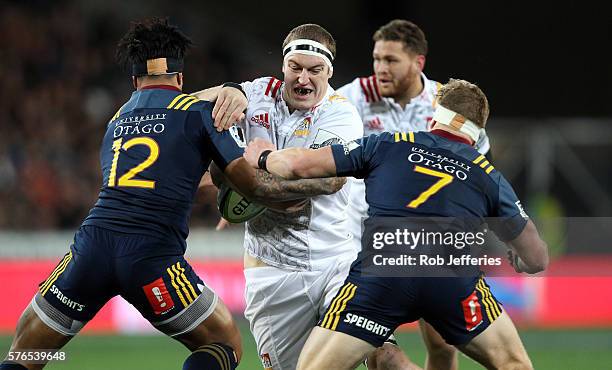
top-left (330, 131), bottom-right (528, 241)
top-left (83, 86), bottom-right (244, 241)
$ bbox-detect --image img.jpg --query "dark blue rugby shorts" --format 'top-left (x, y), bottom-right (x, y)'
top-left (318, 266), bottom-right (502, 347)
top-left (36, 225), bottom-right (216, 336)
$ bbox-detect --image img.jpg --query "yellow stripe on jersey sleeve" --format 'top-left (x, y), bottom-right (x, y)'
top-left (181, 98), bottom-right (201, 110)
top-left (173, 96), bottom-right (196, 110)
top-left (167, 94), bottom-right (188, 109)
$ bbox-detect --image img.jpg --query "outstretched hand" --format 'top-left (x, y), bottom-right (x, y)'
top-left (211, 86), bottom-right (247, 131)
top-left (244, 137), bottom-right (276, 169)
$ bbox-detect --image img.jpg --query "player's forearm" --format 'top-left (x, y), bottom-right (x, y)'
top-left (265, 148), bottom-right (305, 179)
top-left (218, 161), bottom-right (301, 202)
top-left (516, 242), bottom-right (549, 274)
top-left (191, 85), bottom-right (222, 101)
top-left (508, 220), bottom-right (549, 273)
top-left (267, 147), bottom-right (337, 180)
top-left (208, 162), bottom-right (225, 188)
top-left (252, 169), bottom-right (345, 200)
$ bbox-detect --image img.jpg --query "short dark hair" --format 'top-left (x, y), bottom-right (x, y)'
top-left (282, 24), bottom-right (336, 59)
top-left (116, 17), bottom-right (192, 71)
top-left (373, 19), bottom-right (428, 56)
top-left (437, 79), bottom-right (490, 128)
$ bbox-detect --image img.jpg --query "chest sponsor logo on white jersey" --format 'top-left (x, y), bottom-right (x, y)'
top-left (344, 313), bottom-right (390, 336)
top-left (309, 128), bottom-right (344, 149)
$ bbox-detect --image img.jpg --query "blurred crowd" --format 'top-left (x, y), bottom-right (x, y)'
top-left (0, 4), bottom-right (226, 229)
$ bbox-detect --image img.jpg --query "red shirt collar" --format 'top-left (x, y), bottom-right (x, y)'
top-left (430, 129), bottom-right (473, 146)
top-left (140, 84), bottom-right (182, 92)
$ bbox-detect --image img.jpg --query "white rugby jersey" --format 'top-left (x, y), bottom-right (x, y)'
top-left (240, 77), bottom-right (363, 271)
top-left (337, 73), bottom-right (491, 240)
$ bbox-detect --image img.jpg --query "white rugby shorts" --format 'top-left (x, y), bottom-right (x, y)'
top-left (244, 259), bottom-right (352, 370)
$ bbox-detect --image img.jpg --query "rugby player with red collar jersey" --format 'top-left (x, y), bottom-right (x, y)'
top-left (337, 20), bottom-right (493, 370)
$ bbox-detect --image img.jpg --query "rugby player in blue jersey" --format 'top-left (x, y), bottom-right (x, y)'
top-left (0, 18), bottom-right (327, 370)
top-left (244, 79), bottom-right (549, 370)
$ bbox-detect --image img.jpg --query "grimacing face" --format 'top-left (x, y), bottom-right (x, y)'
top-left (282, 53), bottom-right (332, 111)
top-left (373, 40), bottom-right (424, 99)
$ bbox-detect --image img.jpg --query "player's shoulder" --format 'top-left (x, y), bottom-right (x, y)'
top-left (246, 76), bottom-right (283, 99)
top-left (470, 153), bottom-right (499, 179)
top-left (462, 146), bottom-right (504, 187)
top-left (324, 89), bottom-right (353, 109)
top-left (109, 89), bottom-right (207, 123)
top-left (342, 75), bottom-right (383, 103)
top-left (423, 75), bottom-right (442, 106)
top-left (165, 93), bottom-right (212, 112)
top-left (316, 88), bottom-right (361, 121)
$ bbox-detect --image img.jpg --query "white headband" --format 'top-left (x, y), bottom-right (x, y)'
top-left (283, 39), bottom-right (334, 70)
top-left (432, 105), bottom-right (482, 143)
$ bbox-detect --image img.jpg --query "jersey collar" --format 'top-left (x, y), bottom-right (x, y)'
top-left (139, 84), bottom-right (182, 92)
top-left (430, 129), bottom-right (473, 146)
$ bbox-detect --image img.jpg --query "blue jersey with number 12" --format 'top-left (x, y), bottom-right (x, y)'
top-left (83, 87), bottom-right (244, 241)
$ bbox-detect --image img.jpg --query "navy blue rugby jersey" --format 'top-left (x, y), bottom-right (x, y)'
top-left (331, 130), bottom-right (528, 241)
top-left (83, 86), bottom-right (244, 241)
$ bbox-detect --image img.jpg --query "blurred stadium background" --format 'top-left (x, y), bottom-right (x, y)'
top-left (1, 1), bottom-right (611, 369)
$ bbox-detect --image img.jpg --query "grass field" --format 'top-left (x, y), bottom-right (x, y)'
top-left (2, 321), bottom-right (612, 369)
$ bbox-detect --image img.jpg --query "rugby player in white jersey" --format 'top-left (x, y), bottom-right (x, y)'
top-left (196, 23), bottom-right (423, 370)
top-left (238, 24), bottom-right (365, 370)
top-left (336, 20), bottom-right (492, 370)
top-left (198, 24), bottom-right (372, 370)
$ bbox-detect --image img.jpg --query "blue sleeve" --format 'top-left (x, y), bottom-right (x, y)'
top-left (199, 109), bottom-right (245, 171)
top-left (330, 133), bottom-right (385, 178)
top-left (490, 175), bottom-right (529, 241)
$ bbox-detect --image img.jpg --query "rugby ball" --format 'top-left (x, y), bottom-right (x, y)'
top-left (217, 183), bottom-right (266, 223)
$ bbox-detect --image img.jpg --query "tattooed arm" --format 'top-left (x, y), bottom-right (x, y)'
top-left (251, 169), bottom-right (346, 199)
top-left (209, 163), bottom-right (345, 205)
